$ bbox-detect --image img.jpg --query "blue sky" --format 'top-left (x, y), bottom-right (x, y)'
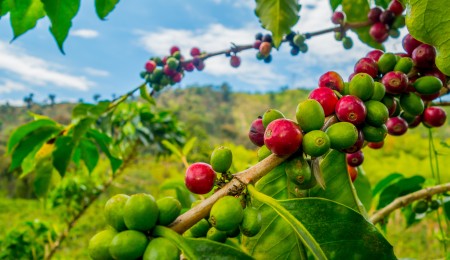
top-left (0, 0), bottom-right (407, 106)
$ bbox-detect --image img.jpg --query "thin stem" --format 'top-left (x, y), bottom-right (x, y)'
top-left (370, 182), bottom-right (450, 224)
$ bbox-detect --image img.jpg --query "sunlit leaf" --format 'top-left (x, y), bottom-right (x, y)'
top-left (41, 0), bottom-right (81, 53)
top-left (34, 152), bottom-right (54, 198)
top-left (139, 84), bottom-right (155, 105)
top-left (406, 0), bottom-right (450, 75)
top-left (353, 167), bottom-right (372, 210)
top-left (10, 0), bottom-right (45, 39)
top-left (52, 136), bottom-right (75, 177)
top-left (9, 126), bottom-right (60, 171)
top-left (372, 173), bottom-right (404, 196)
top-left (377, 175), bottom-right (425, 209)
top-left (80, 139), bottom-right (99, 173)
top-left (161, 140), bottom-right (182, 159)
top-left (87, 129), bottom-right (122, 172)
top-left (95, 0), bottom-right (119, 20)
top-left (182, 137), bottom-right (197, 156)
top-left (7, 119), bottom-right (58, 154)
top-left (255, 0), bottom-right (300, 47)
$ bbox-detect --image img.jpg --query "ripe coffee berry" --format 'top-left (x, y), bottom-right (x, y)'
top-left (412, 44), bottom-right (436, 68)
top-left (264, 119), bottom-right (303, 156)
top-left (185, 163), bottom-right (216, 194)
top-left (318, 71), bottom-right (345, 93)
top-left (368, 7), bottom-right (382, 23)
top-left (402, 34), bottom-right (422, 55)
top-left (386, 117), bottom-right (408, 136)
top-left (249, 117), bottom-right (265, 146)
top-left (190, 47), bottom-right (201, 57)
top-left (382, 71), bottom-right (408, 94)
top-left (331, 11), bottom-right (345, 24)
top-left (308, 87), bottom-right (338, 116)
top-left (230, 56), bottom-right (241, 68)
top-left (354, 57), bottom-right (378, 78)
top-left (335, 95), bottom-right (367, 125)
top-left (366, 49), bottom-right (384, 62)
top-left (346, 150), bottom-right (364, 167)
top-left (370, 22), bottom-right (389, 43)
top-left (423, 107), bottom-right (447, 127)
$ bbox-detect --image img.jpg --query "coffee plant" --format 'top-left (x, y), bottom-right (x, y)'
top-left (2, 0), bottom-right (450, 259)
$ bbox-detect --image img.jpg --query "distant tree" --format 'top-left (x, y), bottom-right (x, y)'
top-left (48, 94), bottom-right (56, 106)
top-left (112, 93), bottom-right (116, 100)
top-left (78, 98), bottom-right (84, 103)
top-left (23, 93), bottom-right (34, 109)
top-left (93, 94), bottom-right (101, 102)
top-left (279, 85), bottom-right (289, 92)
top-left (220, 83), bottom-right (232, 102)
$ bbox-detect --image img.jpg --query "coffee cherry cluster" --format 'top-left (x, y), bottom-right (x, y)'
top-left (246, 36), bottom-right (447, 183)
top-left (88, 194), bottom-right (182, 260)
top-left (141, 46), bottom-right (205, 92)
top-left (185, 196), bottom-right (262, 242)
top-left (331, 11), bottom-right (354, 49)
top-left (412, 197), bottom-right (440, 214)
top-left (184, 146), bottom-right (233, 195)
top-left (253, 33), bottom-right (275, 63)
top-left (368, 0), bottom-right (405, 43)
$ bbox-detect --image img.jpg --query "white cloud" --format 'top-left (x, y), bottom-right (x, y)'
top-left (70, 29), bottom-right (99, 39)
top-left (135, 23), bottom-right (286, 89)
top-left (84, 67), bottom-right (110, 77)
top-left (0, 41), bottom-right (95, 91)
top-left (212, 0), bottom-right (255, 9)
top-left (0, 98), bottom-right (25, 106)
top-left (0, 80), bottom-right (29, 94)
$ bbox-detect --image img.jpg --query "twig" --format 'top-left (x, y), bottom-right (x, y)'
top-left (370, 182), bottom-right (450, 225)
top-left (168, 153), bottom-right (288, 234)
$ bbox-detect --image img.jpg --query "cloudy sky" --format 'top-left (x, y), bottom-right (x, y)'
top-left (0, 0), bottom-right (407, 106)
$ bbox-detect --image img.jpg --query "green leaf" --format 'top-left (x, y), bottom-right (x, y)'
top-left (377, 175), bottom-right (425, 209)
top-left (7, 119), bottom-right (58, 154)
top-left (95, 0), bottom-right (119, 20)
top-left (255, 0), bottom-right (300, 47)
top-left (248, 185), bottom-right (326, 259)
top-left (406, 0), bottom-right (450, 75)
top-left (153, 226), bottom-right (254, 260)
top-left (0, 0), bottom-right (12, 17)
top-left (309, 150), bottom-right (366, 215)
top-left (444, 200), bottom-right (450, 220)
top-left (342, 0), bottom-right (384, 49)
top-left (79, 139), bottom-right (99, 173)
top-left (243, 164), bottom-right (306, 259)
top-left (73, 118), bottom-right (95, 142)
top-left (353, 167), bottom-right (372, 210)
top-left (372, 173), bottom-right (404, 196)
top-left (41, 0), bottom-right (81, 53)
top-left (10, 0), bottom-right (45, 39)
top-left (182, 137), bottom-right (197, 156)
top-left (52, 136), bottom-right (75, 177)
top-left (87, 129), bottom-right (122, 172)
top-left (72, 101), bottom-right (110, 121)
top-left (161, 140), bottom-right (182, 159)
top-left (139, 83), bottom-right (155, 105)
top-left (34, 152), bottom-right (54, 198)
top-left (9, 126), bottom-right (61, 171)
top-left (375, 0), bottom-right (390, 9)
top-left (330, 0), bottom-right (342, 11)
top-left (280, 198), bottom-right (396, 259)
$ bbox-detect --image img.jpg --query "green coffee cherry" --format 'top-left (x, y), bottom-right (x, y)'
top-left (104, 194), bottom-right (129, 232)
top-left (285, 156), bottom-right (316, 189)
top-left (190, 219), bottom-right (210, 238)
top-left (257, 145), bottom-right (272, 162)
top-left (371, 82), bottom-right (386, 101)
top-left (157, 197), bottom-right (182, 226)
top-left (240, 207), bottom-right (262, 237)
top-left (349, 73), bottom-right (375, 101)
top-left (302, 130), bottom-right (330, 157)
top-left (206, 227), bottom-right (227, 243)
top-left (296, 99), bottom-right (325, 132)
top-left (394, 57), bottom-right (413, 74)
top-left (143, 238), bottom-right (180, 260)
top-left (378, 53), bottom-right (397, 74)
top-left (412, 200), bottom-right (428, 214)
top-left (209, 196), bottom-right (243, 231)
top-left (88, 229), bottom-right (117, 260)
top-left (413, 76), bottom-right (443, 95)
top-left (210, 146), bottom-right (233, 173)
top-left (365, 100), bottom-right (389, 127)
top-left (262, 109), bottom-right (285, 128)
top-left (400, 92), bottom-right (424, 116)
top-left (325, 122), bottom-right (358, 150)
top-left (362, 124), bottom-right (387, 142)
